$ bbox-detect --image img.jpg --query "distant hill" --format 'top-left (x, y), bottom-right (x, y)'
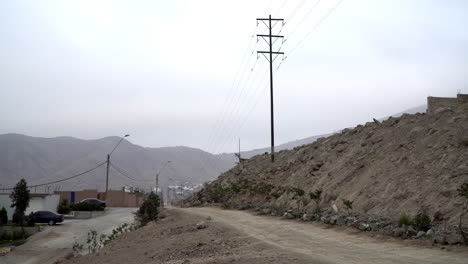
top-left (0, 134), bottom-right (232, 192)
top-left (0, 105), bottom-right (429, 193)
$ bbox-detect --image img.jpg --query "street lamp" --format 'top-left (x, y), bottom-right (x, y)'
top-left (105, 134), bottom-right (129, 200)
top-left (155, 160), bottom-right (171, 194)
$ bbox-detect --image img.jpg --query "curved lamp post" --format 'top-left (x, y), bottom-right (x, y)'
top-left (105, 134), bottom-right (129, 200)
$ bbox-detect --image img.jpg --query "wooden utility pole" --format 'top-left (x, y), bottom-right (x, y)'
top-left (257, 15), bottom-right (284, 162)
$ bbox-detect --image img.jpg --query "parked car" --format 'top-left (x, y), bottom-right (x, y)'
top-left (34, 211), bottom-right (64, 225)
top-left (80, 198), bottom-right (106, 207)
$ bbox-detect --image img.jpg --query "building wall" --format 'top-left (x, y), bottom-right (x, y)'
top-left (457, 94), bottom-right (468, 103)
top-left (427, 94), bottom-right (468, 114)
top-left (75, 190), bottom-right (99, 202)
top-left (55, 190), bottom-right (143, 208)
top-left (0, 194), bottom-right (14, 220)
top-left (106, 190), bottom-right (144, 207)
top-left (0, 194), bottom-right (60, 220)
top-left (26, 195), bottom-right (60, 215)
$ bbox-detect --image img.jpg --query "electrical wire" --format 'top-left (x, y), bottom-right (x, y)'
top-left (110, 162), bottom-right (154, 182)
top-left (286, 0), bottom-right (344, 58)
top-left (1, 161), bottom-right (107, 190)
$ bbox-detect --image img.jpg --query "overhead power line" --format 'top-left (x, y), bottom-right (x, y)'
top-left (287, 0), bottom-right (344, 58)
top-left (1, 161), bottom-right (107, 191)
top-left (110, 162), bottom-right (153, 183)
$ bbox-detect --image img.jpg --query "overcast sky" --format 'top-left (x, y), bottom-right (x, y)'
top-left (1, 0), bottom-right (467, 153)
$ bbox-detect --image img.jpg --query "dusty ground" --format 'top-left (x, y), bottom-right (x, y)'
top-left (58, 207), bottom-right (468, 264)
top-left (0, 207), bottom-right (136, 264)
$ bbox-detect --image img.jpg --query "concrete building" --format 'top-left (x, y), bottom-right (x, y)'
top-left (55, 188), bottom-right (144, 207)
top-left (0, 193), bottom-right (60, 220)
top-left (427, 93), bottom-right (468, 114)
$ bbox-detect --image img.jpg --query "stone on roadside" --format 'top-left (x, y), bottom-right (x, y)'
top-left (196, 221), bottom-right (207, 229)
top-left (359, 223), bottom-right (370, 231)
top-left (433, 235), bottom-right (447, 245)
top-left (406, 227), bottom-right (417, 237)
top-left (393, 227), bottom-right (405, 238)
top-left (261, 208), bottom-right (271, 215)
top-left (446, 234), bottom-right (463, 245)
top-left (415, 231), bottom-right (425, 239)
top-left (426, 229), bottom-right (434, 237)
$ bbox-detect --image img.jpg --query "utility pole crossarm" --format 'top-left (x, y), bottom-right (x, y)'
top-left (257, 51), bottom-right (284, 54)
top-left (257, 34), bottom-right (284, 38)
top-left (256, 18), bottom-right (284, 21)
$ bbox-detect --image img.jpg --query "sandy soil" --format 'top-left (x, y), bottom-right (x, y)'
top-left (58, 207), bottom-right (468, 264)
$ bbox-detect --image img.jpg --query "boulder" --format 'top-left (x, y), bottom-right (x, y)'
top-left (406, 227), bottom-right (417, 237)
top-left (302, 213), bottom-right (312, 221)
top-left (393, 228), bottom-right (405, 238)
top-left (426, 229), bottom-right (434, 237)
top-left (332, 204), bottom-right (339, 213)
top-left (261, 208), bottom-right (271, 215)
top-left (330, 215), bottom-right (339, 225)
top-left (359, 223), bottom-right (370, 231)
top-left (446, 234), bottom-right (463, 245)
top-left (336, 216), bottom-right (346, 226)
top-left (415, 231), bottom-right (426, 239)
top-left (283, 212), bottom-right (295, 219)
top-left (346, 217), bottom-right (357, 226)
top-left (433, 235), bottom-right (447, 245)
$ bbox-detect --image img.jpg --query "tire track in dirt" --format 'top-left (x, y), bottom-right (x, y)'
top-left (178, 207), bottom-right (468, 264)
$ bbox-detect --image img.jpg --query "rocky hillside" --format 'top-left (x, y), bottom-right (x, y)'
top-left (0, 134), bottom-right (233, 191)
top-left (187, 103), bottom-right (468, 225)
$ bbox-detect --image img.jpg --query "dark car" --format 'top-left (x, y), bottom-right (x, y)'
top-left (34, 211), bottom-right (64, 225)
top-left (80, 198), bottom-right (106, 207)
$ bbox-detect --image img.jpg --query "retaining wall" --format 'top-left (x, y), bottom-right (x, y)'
top-left (72, 210), bottom-right (106, 219)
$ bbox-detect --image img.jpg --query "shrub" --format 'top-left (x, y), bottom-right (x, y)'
top-left (222, 203), bottom-right (232, 210)
top-left (413, 213), bottom-right (431, 231)
top-left (206, 183), bottom-right (231, 203)
top-left (12, 211), bottom-right (24, 226)
top-left (1, 230), bottom-right (12, 241)
top-left (342, 199), bottom-right (353, 215)
top-left (398, 215), bottom-right (413, 227)
top-left (312, 207), bottom-right (321, 215)
top-left (135, 192), bottom-right (160, 225)
top-left (270, 188), bottom-right (285, 199)
top-left (290, 188), bottom-right (305, 200)
top-left (57, 198), bottom-right (72, 214)
top-left (309, 189), bottom-right (323, 212)
top-left (309, 189), bottom-right (322, 203)
top-left (26, 212), bottom-right (36, 227)
top-left (0, 207), bottom-right (7, 226)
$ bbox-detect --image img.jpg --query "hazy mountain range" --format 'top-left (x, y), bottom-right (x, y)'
top-left (0, 105), bottom-right (426, 193)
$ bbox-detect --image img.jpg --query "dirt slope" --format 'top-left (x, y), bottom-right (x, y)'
top-left (188, 103), bottom-right (468, 224)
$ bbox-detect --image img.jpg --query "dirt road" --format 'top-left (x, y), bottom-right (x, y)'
top-left (56, 207), bottom-right (468, 264)
top-left (179, 207), bottom-right (468, 264)
top-left (0, 207), bottom-right (136, 264)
